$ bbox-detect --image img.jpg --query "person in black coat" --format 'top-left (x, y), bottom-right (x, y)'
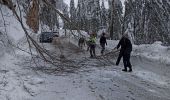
top-left (100, 33), bottom-right (107, 55)
top-left (78, 37), bottom-right (85, 49)
top-left (116, 33), bottom-right (132, 72)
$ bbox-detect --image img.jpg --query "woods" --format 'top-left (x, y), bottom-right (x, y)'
top-left (1, 0), bottom-right (170, 44)
top-left (0, 1), bottom-right (170, 100)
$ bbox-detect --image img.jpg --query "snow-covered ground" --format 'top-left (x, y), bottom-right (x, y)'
top-left (0, 7), bottom-right (170, 100)
top-left (0, 33), bottom-right (170, 100)
top-left (106, 40), bottom-right (170, 66)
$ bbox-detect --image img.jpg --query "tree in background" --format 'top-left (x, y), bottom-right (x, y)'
top-left (109, 0), bottom-right (123, 40)
top-left (100, 0), bottom-right (108, 29)
top-left (63, 4), bottom-right (69, 29)
top-left (123, 0), bottom-right (170, 44)
top-left (39, 0), bottom-right (59, 32)
top-left (70, 0), bottom-right (77, 29)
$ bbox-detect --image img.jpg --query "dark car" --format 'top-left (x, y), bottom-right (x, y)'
top-left (39, 32), bottom-right (59, 43)
top-left (39, 32), bottom-right (53, 43)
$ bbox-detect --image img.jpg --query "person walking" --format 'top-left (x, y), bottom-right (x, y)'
top-left (100, 32), bottom-right (107, 55)
top-left (88, 33), bottom-right (96, 58)
top-left (116, 33), bottom-right (132, 72)
top-left (78, 37), bottom-right (85, 49)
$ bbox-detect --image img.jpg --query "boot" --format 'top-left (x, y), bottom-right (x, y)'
top-left (122, 69), bottom-right (127, 72)
top-left (116, 62), bottom-right (119, 66)
top-left (129, 68), bottom-right (132, 72)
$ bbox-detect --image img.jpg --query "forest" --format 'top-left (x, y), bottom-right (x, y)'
top-left (0, 0), bottom-right (170, 100)
top-left (1, 0), bottom-right (169, 45)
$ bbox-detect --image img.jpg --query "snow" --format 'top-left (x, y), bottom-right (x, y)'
top-left (64, 0), bottom-right (110, 9)
top-left (135, 69), bottom-right (170, 86)
top-left (0, 6), bottom-right (170, 100)
top-left (0, 7), bottom-right (25, 41)
top-left (0, 36), bottom-right (170, 100)
top-left (133, 41), bottom-right (170, 65)
top-left (1, 19), bottom-right (170, 99)
top-left (105, 40), bottom-right (170, 66)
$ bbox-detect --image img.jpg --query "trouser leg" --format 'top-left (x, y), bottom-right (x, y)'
top-left (87, 46), bottom-right (89, 51)
top-left (101, 44), bottom-right (105, 55)
top-left (116, 52), bottom-right (123, 65)
top-left (126, 53), bottom-right (132, 71)
top-left (92, 45), bottom-right (96, 57)
top-left (80, 43), bottom-right (82, 49)
top-left (123, 54), bottom-right (128, 70)
top-left (90, 45), bottom-right (93, 57)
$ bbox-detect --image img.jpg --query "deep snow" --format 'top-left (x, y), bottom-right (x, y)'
top-left (1, 33), bottom-right (170, 100)
top-left (0, 6), bottom-right (170, 100)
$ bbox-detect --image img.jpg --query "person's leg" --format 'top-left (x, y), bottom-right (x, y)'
top-left (89, 45), bottom-right (93, 57)
top-left (87, 46), bottom-right (89, 51)
top-left (122, 54), bottom-right (128, 71)
top-left (116, 52), bottom-right (123, 65)
top-left (127, 53), bottom-right (132, 72)
top-left (100, 44), bottom-right (104, 55)
top-left (86, 42), bottom-right (90, 51)
top-left (80, 43), bottom-right (82, 49)
top-left (92, 45), bottom-right (96, 57)
top-left (103, 45), bottom-right (105, 53)
top-left (101, 44), bottom-right (105, 55)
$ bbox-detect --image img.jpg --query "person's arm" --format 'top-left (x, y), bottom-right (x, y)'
top-left (117, 38), bottom-right (122, 49)
top-left (99, 37), bottom-right (102, 44)
top-left (105, 37), bottom-right (107, 45)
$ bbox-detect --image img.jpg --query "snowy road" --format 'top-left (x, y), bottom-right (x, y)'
top-left (32, 55), bottom-right (170, 100)
top-left (0, 37), bottom-right (170, 100)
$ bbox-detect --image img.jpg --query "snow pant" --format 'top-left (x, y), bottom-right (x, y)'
top-left (123, 53), bottom-right (132, 70)
top-left (100, 43), bottom-right (105, 55)
top-left (116, 51), bottom-right (123, 65)
top-left (86, 41), bottom-right (90, 51)
top-left (90, 44), bottom-right (96, 57)
top-left (79, 43), bottom-right (84, 49)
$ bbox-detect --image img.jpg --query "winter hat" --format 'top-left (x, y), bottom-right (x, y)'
top-left (123, 30), bottom-right (129, 39)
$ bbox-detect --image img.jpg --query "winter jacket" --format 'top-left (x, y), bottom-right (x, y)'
top-left (89, 37), bottom-right (96, 45)
top-left (117, 37), bottom-right (132, 54)
top-left (100, 36), bottom-right (107, 45)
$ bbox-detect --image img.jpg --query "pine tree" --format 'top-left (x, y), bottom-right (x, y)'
top-left (76, 0), bottom-right (82, 29)
top-left (100, 0), bottom-right (107, 29)
top-left (123, 0), bottom-right (170, 44)
top-left (109, 0), bottom-right (123, 40)
top-left (39, 0), bottom-right (59, 32)
top-left (70, 0), bottom-right (76, 29)
top-left (90, 0), bottom-right (101, 33)
top-left (63, 5), bottom-right (69, 29)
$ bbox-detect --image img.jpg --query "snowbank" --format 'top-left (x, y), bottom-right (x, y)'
top-left (133, 41), bottom-right (170, 65)
top-left (0, 7), bottom-right (25, 41)
top-left (105, 40), bottom-right (170, 65)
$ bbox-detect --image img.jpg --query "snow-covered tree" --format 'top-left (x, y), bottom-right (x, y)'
top-left (70, 0), bottom-right (77, 29)
top-left (100, 0), bottom-right (107, 29)
top-left (39, 0), bottom-right (59, 32)
top-left (123, 0), bottom-right (170, 44)
top-left (109, 0), bottom-right (123, 40)
top-left (63, 4), bottom-right (69, 29)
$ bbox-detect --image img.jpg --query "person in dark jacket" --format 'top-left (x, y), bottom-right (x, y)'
top-left (78, 37), bottom-right (85, 49)
top-left (116, 33), bottom-right (132, 72)
top-left (100, 33), bottom-right (107, 55)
